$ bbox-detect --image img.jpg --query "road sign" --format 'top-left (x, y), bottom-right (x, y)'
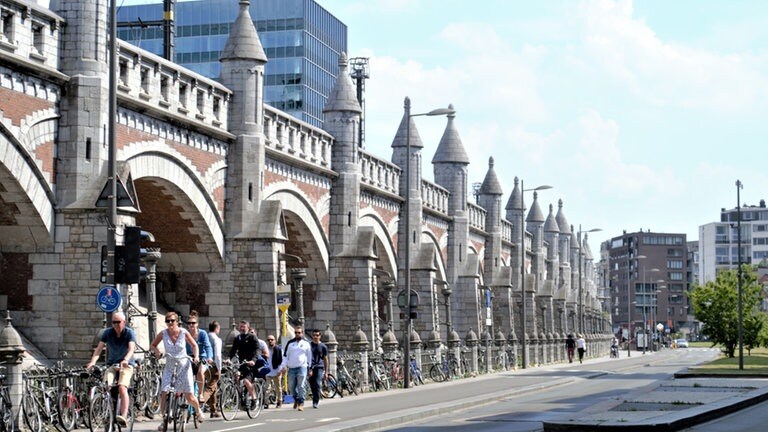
top-left (97, 285), bottom-right (122, 313)
top-left (276, 283), bottom-right (291, 311)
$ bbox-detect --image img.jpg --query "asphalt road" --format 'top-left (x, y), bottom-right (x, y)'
top-left (380, 348), bottom-right (720, 432)
top-left (125, 348), bottom-right (719, 432)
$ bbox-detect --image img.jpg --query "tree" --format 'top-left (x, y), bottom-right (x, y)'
top-left (690, 267), bottom-right (764, 358)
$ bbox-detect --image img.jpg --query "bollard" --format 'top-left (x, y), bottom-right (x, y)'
top-left (465, 328), bottom-right (478, 375)
top-left (323, 324), bottom-right (338, 376)
top-left (352, 326), bottom-right (369, 391)
top-left (0, 312), bottom-right (26, 431)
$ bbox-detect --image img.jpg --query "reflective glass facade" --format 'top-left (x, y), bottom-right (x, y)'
top-left (117, 0), bottom-right (347, 128)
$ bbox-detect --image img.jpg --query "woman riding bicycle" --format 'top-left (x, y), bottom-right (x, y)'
top-left (150, 311), bottom-right (205, 428)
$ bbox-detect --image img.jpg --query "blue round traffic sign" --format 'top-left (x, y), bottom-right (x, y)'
top-left (97, 285), bottom-right (122, 313)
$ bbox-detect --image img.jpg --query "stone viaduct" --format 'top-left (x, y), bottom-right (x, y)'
top-left (0, 0), bottom-right (610, 363)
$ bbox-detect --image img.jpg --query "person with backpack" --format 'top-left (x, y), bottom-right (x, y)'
top-left (565, 334), bottom-right (576, 363)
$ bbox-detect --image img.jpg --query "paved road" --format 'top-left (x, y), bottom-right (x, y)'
top-left (380, 348), bottom-right (720, 432)
top-left (123, 347), bottom-right (722, 432)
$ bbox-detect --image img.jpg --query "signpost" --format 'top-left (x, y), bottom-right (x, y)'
top-left (96, 285), bottom-right (122, 313)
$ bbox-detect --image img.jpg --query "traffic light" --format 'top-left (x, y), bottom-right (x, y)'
top-left (115, 226), bottom-right (153, 284)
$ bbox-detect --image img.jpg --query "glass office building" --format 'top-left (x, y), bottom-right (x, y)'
top-left (117, 0), bottom-right (347, 128)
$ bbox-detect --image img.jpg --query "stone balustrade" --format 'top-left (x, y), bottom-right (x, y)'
top-left (359, 149), bottom-right (400, 196)
top-left (0, 1), bottom-right (63, 75)
top-left (264, 104), bottom-right (333, 169)
top-left (116, 40), bottom-right (232, 137)
top-left (421, 180), bottom-right (449, 214)
top-left (501, 219), bottom-right (513, 243)
top-left (467, 202), bottom-right (487, 231)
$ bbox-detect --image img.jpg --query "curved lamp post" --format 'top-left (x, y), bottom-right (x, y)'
top-left (403, 97), bottom-right (455, 388)
top-left (519, 182), bottom-right (552, 369)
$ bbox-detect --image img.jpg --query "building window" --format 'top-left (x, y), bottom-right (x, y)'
top-left (196, 89), bottom-right (205, 114)
top-left (667, 260), bottom-right (683, 269)
top-left (119, 60), bottom-right (128, 85)
top-left (213, 96), bottom-right (221, 120)
top-left (668, 272), bottom-right (683, 281)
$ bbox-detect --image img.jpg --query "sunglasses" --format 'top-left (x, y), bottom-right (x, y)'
top-left (112, 321), bottom-right (122, 324)
top-left (267, 338), bottom-right (275, 341)
top-left (188, 322), bottom-right (198, 325)
top-left (166, 319), bottom-right (176, 323)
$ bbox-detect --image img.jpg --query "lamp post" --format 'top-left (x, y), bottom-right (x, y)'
top-left (519, 180), bottom-right (552, 369)
top-left (627, 254), bottom-right (646, 357)
top-left (640, 268), bottom-right (659, 354)
top-left (403, 97), bottom-right (455, 389)
top-left (736, 179), bottom-right (744, 370)
top-left (577, 226), bottom-right (601, 333)
top-left (652, 285), bottom-right (664, 351)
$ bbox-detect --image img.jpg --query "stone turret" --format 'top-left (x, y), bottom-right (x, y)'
top-left (324, 52), bottom-right (363, 255)
top-left (220, 0), bottom-right (268, 236)
top-left (478, 157), bottom-right (504, 274)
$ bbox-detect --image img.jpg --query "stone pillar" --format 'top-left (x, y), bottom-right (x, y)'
top-left (291, 268), bottom-right (307, 326)
top-left (481, 329), bottom-right (492, 373)
top-left (352, 327), bottom-right (369, 392)
top-left (145, 248), bottom-right (162, 341)
top-left (0, 313), bottom-right (26, 430)
top-left (448, 329), bottom-right (462, 375)
top-left (323, 324), bottom-right (338, 376)
top-left (495, 330), bottom-right (506, 370)
top-left (465, 329), bottom-right (478, 375)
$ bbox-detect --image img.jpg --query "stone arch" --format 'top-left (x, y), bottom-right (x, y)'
top-left (127, 150), bottom-right (224, 257)
top-left (0, 122), bottom-right (55, 250)
top-left (360, 211), bottom-right (397, 279)
top-left (421, 230), bottom-right (447, 282)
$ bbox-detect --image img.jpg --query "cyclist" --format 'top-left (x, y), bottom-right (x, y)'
top-left (85, 311), bottom-right (136, 427)
top-left (228, 320), bottom-right (269, 409)
top-left (184, 310), bottom-right (212, 402)
top-left (150, 311), bottom-right (204, 426)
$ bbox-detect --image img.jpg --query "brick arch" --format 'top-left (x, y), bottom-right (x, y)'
top-left (127, 151), bottom-right (224, 258)
top-left (360, 211), bottom-right (397, 280)
top-left (0, 127), bottom-right (55, 251)
top-left (265, 189), bottom-right (329, 273)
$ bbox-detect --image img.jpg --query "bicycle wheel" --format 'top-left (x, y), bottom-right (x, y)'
top-left (133, 377), bottom-right (149, 412)
top-left (58, 389), bottom-right (78, 431)
top-left (345, 374), bottom-right (359, 395)
top-left (247, 381), bottom-right (263, 418)
top-left (146, 374), bottom-right (161, 417)
top-left (0, 392), bottom-right (12, 432)
top-left (89, 390), bottom-right (113, 432)
top-left (429, 364), bottom-right (446, 382)
top-left (219, 380), bottom-right (239, 421)
top-left (176, 399), bottom-right (187, 432)
top-left (118, 401), bottom-right (134, 432)
top-left (323, 374), bottom-right (338, 399)
top-left (448, 360), bottom-right (460, 379)
top-left (22, 391), bottom-right (42, 432)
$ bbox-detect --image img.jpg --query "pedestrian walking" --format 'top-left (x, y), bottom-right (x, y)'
top-left (281, 326), bottom-right (311, 411)
top-left (265, 334), bottom-right (284, 408)
top-left (309, 329), bottom-right (329, 409)
top-left (576, 334), bottom-right (586, 364)
top-left (565, 334), bottom-right (576, 363)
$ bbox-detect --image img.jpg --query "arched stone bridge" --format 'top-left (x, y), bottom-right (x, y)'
top-left (0, 0), bottom-right (610, 362)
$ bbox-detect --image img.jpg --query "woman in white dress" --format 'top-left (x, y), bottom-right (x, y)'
top-left (150, 311), bottom-right (204, 426)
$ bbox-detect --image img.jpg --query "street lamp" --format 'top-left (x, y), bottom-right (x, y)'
top-left (403, 97), bottom-right (455, 389)
top-left (519, 181), bottom-right (552, 369)
top-left (627, 254), bottom-right (646, 357)
top-left (736, 179), bottom-right (744, 370)
top-left (577, 226), bottom-right (601, 333)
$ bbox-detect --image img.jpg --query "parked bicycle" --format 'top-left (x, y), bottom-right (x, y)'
top-left (0, 366), bottom-right (13, 432)
top-left (429, 353), bottom-right (459, 382)
top-left (22, 365), bottom-right (63, 432)
top-left (334, 358), bottom-right (359, 397)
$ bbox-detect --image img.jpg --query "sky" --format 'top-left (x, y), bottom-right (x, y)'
top-left (71, 0), bottom-right (768, 250)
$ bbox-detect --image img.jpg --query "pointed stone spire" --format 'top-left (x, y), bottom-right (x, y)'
top-left (570, 225), bottom-right (580, 250)
top-left (479, 157), bottom-right (503, 195)
top-left (556, 199), bottom-right (571, 234)
top-left (391, 100), bottom-right (424, 148)
top-left (544, 204), bottom-right (560, 232)
top-left (432, 105), bottom-right (469, 164)
top-left (584, 233), bottom-right (594, 260)
top-left (324, 52), bottom-right (362, 113)
top-left (526, 191), bottom-right (545, 222)
top-left (220, 1), bottom-right (267, 63)
top-left (506, 176), bottom-right (523, 210)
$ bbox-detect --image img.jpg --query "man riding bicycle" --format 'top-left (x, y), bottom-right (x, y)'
top-left (228, 320), bottom-right (269, 409)
top-left (86, 311), bottom-right (136, 427)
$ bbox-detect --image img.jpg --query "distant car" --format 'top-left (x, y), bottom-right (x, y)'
top-left (676, 339), bottom-right (689, 348)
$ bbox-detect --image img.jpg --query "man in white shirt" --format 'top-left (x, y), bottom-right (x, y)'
top-left (280, 326), bottom-right (311, 411)
top-left (202, 321), bottom-right (223, 417)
